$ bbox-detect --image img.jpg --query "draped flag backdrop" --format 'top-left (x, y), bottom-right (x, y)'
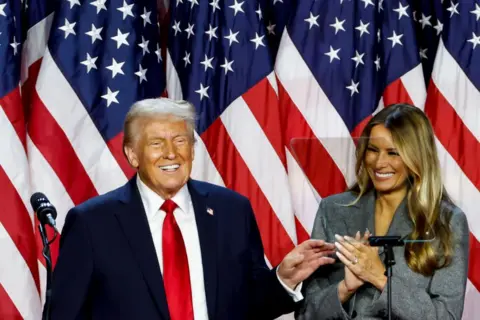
top-left (1, 0), bottom-right (479, 319)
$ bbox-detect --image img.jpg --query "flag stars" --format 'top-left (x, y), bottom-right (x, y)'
top-left (266, 22), bottom-right (276, 35)
top-left (101, 87), bottom-right (119, 107)
top-left (135, 64), bottom-right (148, 83)
top-left (256, 4), bottom-right (262, 20)
top-left (467, 32), bottom-right (480, 49)
top-left (418, 14), bottom-right (432, 29)
top-left (209, 0), bottom-right (220, 13)
top-left (90, 0), bottom-right (107, 14)
top-left (111, 29), bottom-right (129, 48)
top-left (205, 24), bottom-right (218, 40)
top-left (447, 2), bottom-right (459, 17)
top-left (0, 2), bottom-right (7, 16)
top-left (67, 0), bottom-right (81, 9)
top-left (224, 29), bottom-right (240, 46)
top-left (185, 23), bottom-right (195, 39)
top-left (155, 44), bottom-right (162, 62)
top-left (117, 0), bottom-right (134, 20)
top-left (138, 36), bottom-right (150, 55)
top-left (250, 32), bottom-right (265, 49)
top-left (351, 50), bottom-right (365, 67)
top-left (471, 4), bottom-right (480, 21)
top-left (374, 55), bottom-right (381, 71)
top-left (361, 0), bottom-right (374, 9)
top-left (229, 0), bottom-right (244, 16)
top-left (220, 58), bottom-right (234, 75)
top-left (183, 51), bottom-right (191, 67)
top-left (85, 24), bottom-right (103, 44)
top-left (141, 7), bottom-right (152, 26)
top-left (419, 48), bottom-right (428, 59)
top-left (355, 20), bottom-right (370, 37)
top-left (433, 20), bottom-right (443, 35)
top-left (59, 19), bottom-right (76, 39)
top-left (325, 46), bottom-right (340, 63)
top-left (188, 0), bottom-right (199, 8)
top-left (200, 54), bottom-right (214, 71)
top-left (80, 53), bottom-right (98, 73)
top-left (305, 12), bottom-right (319, 29)
top-left (106, 58), bottom-right (125, 78)
top-left (387, 30), bottom-right (403, 48)
top-left (330, 17), bottom-right (346, 34)
top-left (393, 3), bottom-right (409, 20)
top-left (195, 83), bottom-right (210, 100)
top-left (346, 80), bottom-right (359, 96)
top-left (172, 21), bottom-right (182, 36)
top-left (10, 36), bottom-right (20, 55)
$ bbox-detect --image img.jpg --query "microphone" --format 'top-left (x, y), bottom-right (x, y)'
top-left (30, 192), bottom-right (59, 233)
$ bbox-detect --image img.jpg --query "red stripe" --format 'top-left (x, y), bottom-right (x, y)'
top-left (277, 81), bottom-right (347, 198)
top-left (106, 132), bottom-right (136, 179)
top-left (425, 82), bottom-right (480, 191)
top-left (0, 284), bottom-right (22, 320)
top-left (383, 78), bottom-right (414, 106)
top-left (242, 78), bottom-right (287, 167)
top-left (469, 234), bottom-right (480, 291)
top-left (295, 216), bottom-right (310, 244)
top-left (22, 60), bottom-right (43, 122)
top-left (0, 88), bottom-right (26, 149)
top-left (201, 119), bottom-right (294, 266)
top-left (0, 167), bottom-right (40, 293)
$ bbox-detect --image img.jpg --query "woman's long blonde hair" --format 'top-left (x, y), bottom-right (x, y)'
top-left (349, 103), bottom-right (454, 276)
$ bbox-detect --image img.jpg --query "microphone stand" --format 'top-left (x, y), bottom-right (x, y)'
top-left (38, 222), bottom-right (57, 320)
top-left (368, 236), bottom-right (405, 320)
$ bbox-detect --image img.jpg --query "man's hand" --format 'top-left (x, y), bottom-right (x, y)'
top-left (277, 239), bottom-right (335, 290)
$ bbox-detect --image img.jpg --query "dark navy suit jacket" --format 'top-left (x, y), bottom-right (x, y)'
top-left (50, 177), bottom-right (296, 320)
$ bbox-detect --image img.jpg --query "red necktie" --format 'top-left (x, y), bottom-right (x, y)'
top-left (161, 199), bottom-right (194, 320)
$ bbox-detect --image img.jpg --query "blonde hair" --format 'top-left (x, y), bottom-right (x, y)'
top-left (349, 103), bottom-right (453, 276)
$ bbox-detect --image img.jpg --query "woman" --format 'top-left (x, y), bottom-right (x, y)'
top-left (295, 104), bottom-right (469, 320)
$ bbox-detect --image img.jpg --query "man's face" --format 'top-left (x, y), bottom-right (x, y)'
top-left (125, 116), bottom-right (194, 199)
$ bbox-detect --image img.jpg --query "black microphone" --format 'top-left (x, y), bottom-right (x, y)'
top-left (30, 192), bottom-right (59, 233)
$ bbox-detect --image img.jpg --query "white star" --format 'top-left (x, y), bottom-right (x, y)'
top-left (387, 30), bottom-right (403, 48)
top-left (305, 12), bottom-right (320, 29)
top-left (67, 0), bottom-right (81, 9)
top-left (205, 24), bottom-right (218, 41)
top-left (374, 55), bottom-right (381, 71)
top-left (185, 23), bottom-right (195, 39)
top-left (224, 29), bottom-right (240, 46)
top-left (117, 0), bottom-right (134, 20)
top-left (256, 4), bottom-right (262, 20)
top-left (419, 48), bottom-right (428, 59)
top-left (90, 0), bottom-right (107, 14)
top-left (273, 0), bottom-right (283, 4)
top-left (351, 50), bottom-right (365, 67)
top-left (80, 53), bottom-right (98, 73)
top-left (266, 22), bottom-right (276, 35)
top-left (330, 17), bottom-right (346, 34)
top-left (195, 83), bottom-right (210, 100)
top-left (355, 20), bottom-right (370, 37)
top-left (200, 54), bottom-right (214, 71)
top-left (176, 0), bottom-right (183, 6)
top-left (10, 36), bottom-right (20, 55)
top-left (188, 0), bottom-right (199, 8)
top-left (106, 58), bottom-right (125, 78)
top-left (85, 24), bottom-right (103, 44)
top-left (377, 29), bottom-right (381, 42)
top-left (135, 64), bottom-right (148, 83)
top-left (183, 51), bottom-right (191, 67)
top-left (361, 0), bottom-right (374, 8)
top-left (250, 32), bottom-right (265, 49)
top-left (325, 46), bottom-right (341, 63)
top-left (111, 29), bottom-right (130, 48)
top-left (141, 8), bottom-right (152, 27)
top-left (346, 80), bottom-right (359, 96)
top-left (393, 3), bottom-right (409, 20)
top-left (101, 87), bottom-right (119, 107)
top-left (220, 58), bottom-right (234, 75)
top-left (0, 3), bottom-right (7, 16)
top-left (467, 32), bottom-right (480, 49)
top-left (209, 0), bottom-right (220, 12)
top-left (229, 0), bottom-right (244, 16)
top-left (378, 0), bottom-right (384, 12)
top-left (471, 3), bottom-right (480, 21)
top-left (418, 14), bottom-right (432, 29)
top-left (172, 20), bottom-right (181, 36)
top-left (138, 36), bottom-right (150, 55)
top-left (433, 20), bottom-right (443, 35)
top-left (447, 2), bottom-right (459, 17)
top-left (155, 44), bottom-right (162, 62)
top-left (58, 19), bottom-right (76, 39)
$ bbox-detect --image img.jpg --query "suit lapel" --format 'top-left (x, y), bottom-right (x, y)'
top-left (188, 180), bottom-right (218, 320)
top-left (114, 178), bottom-right (170, 320)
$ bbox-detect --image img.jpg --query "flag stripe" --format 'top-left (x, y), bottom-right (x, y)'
top-left (0, 284), bottom-right (22, 320)
top-left (0, 89), bottom-right (26, 149)
top-left (468, 234), bottom-right (480, 291)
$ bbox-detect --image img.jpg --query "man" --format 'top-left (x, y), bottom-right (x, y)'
top-left (50, 98), bottom-right (335, 320)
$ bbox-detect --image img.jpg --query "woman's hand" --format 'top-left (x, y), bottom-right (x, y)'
top-left (335, 231), bottom-right (387, 291)
top-left (336, 231), bottom-right (367, 292)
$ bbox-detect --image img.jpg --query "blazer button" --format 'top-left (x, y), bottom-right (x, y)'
top-left (352, 310), bottom-right (357, 318)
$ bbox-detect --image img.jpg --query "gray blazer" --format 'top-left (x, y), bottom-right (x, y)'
top-left (295, 190), bottom-right (469, 320)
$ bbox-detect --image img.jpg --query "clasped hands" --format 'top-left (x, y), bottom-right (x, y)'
top-left (335, 230), bottom-right (387, 292)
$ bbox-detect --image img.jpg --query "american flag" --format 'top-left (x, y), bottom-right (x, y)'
top-left (0, 0), bottom-right (478, 319)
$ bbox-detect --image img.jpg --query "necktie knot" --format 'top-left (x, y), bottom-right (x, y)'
top-left (161, 199), bottom-right (177, 215)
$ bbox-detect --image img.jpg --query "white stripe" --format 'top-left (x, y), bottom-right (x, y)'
top-left (191, 131), bottom-right (225, 187)
top-left (463, 280), bottom-right (480, 320)
top-left (166, 51), bottom-right (183, 99)
top-left (275, 31), bottom-right (356, 187)
top-left (21, 13), bottom-right (54, 83)
top-left (286, 149), bottom-right (320, 236)
top-left (38, 261), bottom-right (46, 308)
top-left (0, 223), bottom-right (41, 320)
top-left (267, 71), bottom-right (279, 97)
top-left (35, 49), bottom-right (127, 195)
top-left (221, 96), bottom-right (297, 244)
top-left (400, 64), bottom-right (426, 108)
top-left (432, 39), bottom-right (480, 142)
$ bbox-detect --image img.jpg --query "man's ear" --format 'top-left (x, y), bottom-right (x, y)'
top-left (124, 145), bottom-right (139, 168)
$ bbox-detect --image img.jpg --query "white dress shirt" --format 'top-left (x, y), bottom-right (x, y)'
top-left (136, 176), bottom-right (303, 320)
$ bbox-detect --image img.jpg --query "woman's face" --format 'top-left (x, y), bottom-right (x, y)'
top-left (364, 124), bottom-right (409, 195)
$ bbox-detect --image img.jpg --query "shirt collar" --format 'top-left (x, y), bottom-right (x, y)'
top-left (136, 175), bottom-right (191, 220)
